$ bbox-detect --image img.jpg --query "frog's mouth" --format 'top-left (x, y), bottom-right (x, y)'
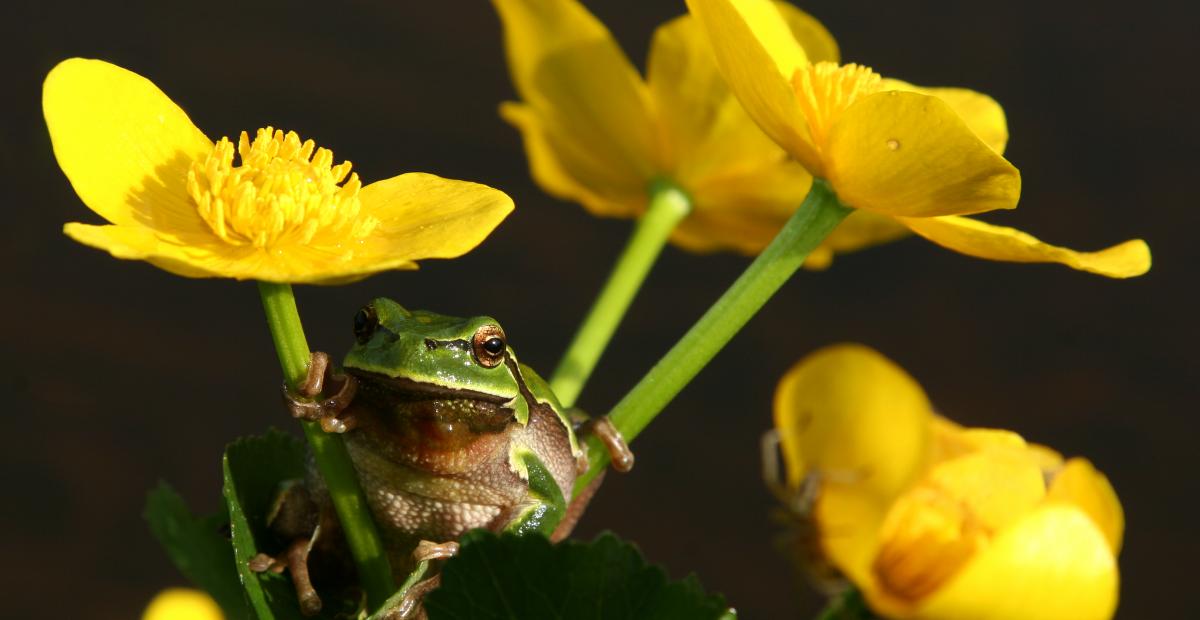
top-left (344, 369), bottom-right (516, 441)
top-left (345, 369), bottom-right (511, 404)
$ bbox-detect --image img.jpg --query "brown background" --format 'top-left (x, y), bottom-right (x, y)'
top-left (2, 0), bottom-right (1195, 617)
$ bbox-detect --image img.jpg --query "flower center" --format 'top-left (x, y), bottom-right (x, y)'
top-left (872, 485), bottom-right (990, 601)
top-left (186, 127), bottom-right (378, 249)
top-left (792, 62), bottom-right (882, 155)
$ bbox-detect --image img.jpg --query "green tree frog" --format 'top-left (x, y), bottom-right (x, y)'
top-left (256, 298), bottom-right (633, 616)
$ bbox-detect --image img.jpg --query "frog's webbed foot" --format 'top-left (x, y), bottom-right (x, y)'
top-left (413, 539), bottom-right (459, 562)
top-left (580, 415), bottom-right (634, 473)
top-left (283, 351), bottom-right (359, 434)
top-left (375, 541), bottom-right (458, 620)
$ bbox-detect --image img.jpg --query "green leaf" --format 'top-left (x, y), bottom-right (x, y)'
top-left (144, 482), bottom-right (249, 619)
top-left (424, 531), bottom-right (735, 620)
top-left (815, 587), bottom-right (877, 620)
top-left (222, 429), bottom-right (359, 619)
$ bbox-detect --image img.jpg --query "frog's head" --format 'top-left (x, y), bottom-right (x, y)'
top-left (343, 297), bottom-right (525, 414)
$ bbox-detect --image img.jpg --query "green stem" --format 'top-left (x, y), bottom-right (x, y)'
top-left (257, 282), bottom-right (394, 610)
top-left (549, 179), bottom-right (691, 407)
top-left (574, 181), bottom-right (850, 495)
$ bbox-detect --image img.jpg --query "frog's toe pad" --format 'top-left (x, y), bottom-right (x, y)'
top-left (413, 539), bottom-right (459, 562)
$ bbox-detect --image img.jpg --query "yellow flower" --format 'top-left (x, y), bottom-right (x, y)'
top-left (686, 0), bottom-right (1150, 278)
top-left (45, 58), bottom-right (514, 284)
top-left (774, 345), bottom-right (1123, 620)
top-left (143, 588), bottom-right (224, 620)
top-left (495, 0), bottom-right (902, 260)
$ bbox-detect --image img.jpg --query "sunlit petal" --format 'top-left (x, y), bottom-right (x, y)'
top-left (63, 223), bottom-right (220, 278)
top-left (493, 0), bottom-right (660, 196)
top-left (774, 344), bottom-right (933, 499)
top-left (499, 102), bottom-right (640, 217)
top-left (774, 1), bottom-right (839, 64)
top-left (827, 91), bottom-right (1020, 217)
top-left (917, 506), bottom-right (1119, 620)
top-left (357, 173), bottom-right (515, 262)
top-left (44, 58), bottom-right (213, 236)
top-left (1046, 458), bottom-right (1124, 554)
top-left (685, 0), bottom-right (819, 170)
top-left (879, 79), bottom-right (1008, 154)
top-left (899, 215), bottom-right (1151, 278)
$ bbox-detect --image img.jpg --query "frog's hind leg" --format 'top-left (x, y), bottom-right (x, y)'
top-left (550, 469), bottom-right (606, 542)
top-left (248, 480), bottom-right (331, 616)
top-left (376, 540), bottom-right (460, 620)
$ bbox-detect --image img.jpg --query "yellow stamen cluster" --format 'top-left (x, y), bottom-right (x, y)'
top-left (187, 127), bottom-right (378, 249)
top-left (872, 486), bottom-right (990, 601)
top-left (793, 62), bottom-right (882, 154)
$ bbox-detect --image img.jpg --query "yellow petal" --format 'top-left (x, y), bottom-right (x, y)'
top-left (880, 79), bottom-right (1008, 154)
top-left (920, 446), bottom-right (1046, 533)
top-left (493, 0), bottom-right (660, 196)
top-left (685, 0), bottom-right (820, 171)
top-left (916, 506), bottom-right (1119, 620)
top-left (898, 215), bottom-right (1151, 278)
top-left (357, 172), bottom-right (515, 262)
top-left (499, 102), bottom-right (641, 217)
top-left (816, 481), bottom-right (893, 591)
top-left (63, 223), bottom-right (221, 278)
top-left (673, 161), bottom-right (812, 254)
top-left (826, 90), bottom-right (1020, 217)
top-left (646, 13), bottom-right (788, 181)
top-left (801, 210), bottom-right (911, 269)
top-left (1046, 458), bottom-right (1124, 554)
top-left (862, 446), bottom-right (1046, 613)
top-left (143, 588), bottom-right (224, 620)
top-left (774, 1), bottom-right (839, 63)
top-left (44, 58), bottom-right (213, 236)
top-left (774, 344), bottom-right (933, 500)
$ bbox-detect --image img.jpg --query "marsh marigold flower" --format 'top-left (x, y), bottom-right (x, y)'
top-left (687, 0), bottom-right (1150, 277)
top-left (45, 58), bottom-right (513, 284)
top-left (142, 588), bottom-right (223, 620)
top-left (494, 0), bottom-right (907, 264)
top-left (773, 345), bottom-right (1123, 620)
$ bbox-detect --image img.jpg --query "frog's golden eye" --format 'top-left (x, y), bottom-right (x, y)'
top-left (471, 324), bottom-right (506, 368)
top-left (353, 305), bottom-right (378, 344)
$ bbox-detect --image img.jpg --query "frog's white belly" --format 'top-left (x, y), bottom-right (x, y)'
top-left (344, 440), bottom-right (522, 540)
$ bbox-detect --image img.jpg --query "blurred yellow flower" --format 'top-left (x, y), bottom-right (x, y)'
top-left (45, 58), bottom-right (514, 284)
top-left (495, 0), bottom-right (900, 261)
top-left (774, 345), bottom-right (1122, 620)
top-left (687, 0), bottom-right (1150, 278)
top-left (143, 588), bottom-right (223, 620)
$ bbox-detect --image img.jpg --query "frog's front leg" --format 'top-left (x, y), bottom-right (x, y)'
top-left (283, 351), bottom-right (359, 433)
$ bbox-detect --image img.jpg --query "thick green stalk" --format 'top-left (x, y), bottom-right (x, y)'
top-left (257, 282), bottom-right (394, 610)
top-left (574, 181), bottom-right (851, 495)
top-left (550, 180), bottom-right (692, 407)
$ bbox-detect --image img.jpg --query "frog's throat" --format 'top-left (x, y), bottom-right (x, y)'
top-left (344, 369), bottom-right (511, 404)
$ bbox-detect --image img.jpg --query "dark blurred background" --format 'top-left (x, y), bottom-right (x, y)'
top-left (2, 0), bottom-right (1195, 617)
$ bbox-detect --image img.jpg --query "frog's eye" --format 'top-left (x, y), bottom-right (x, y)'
top-left (471, 324), bottom-right (507, 368)
top-left (353, 305), bottom-right (378, 344)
